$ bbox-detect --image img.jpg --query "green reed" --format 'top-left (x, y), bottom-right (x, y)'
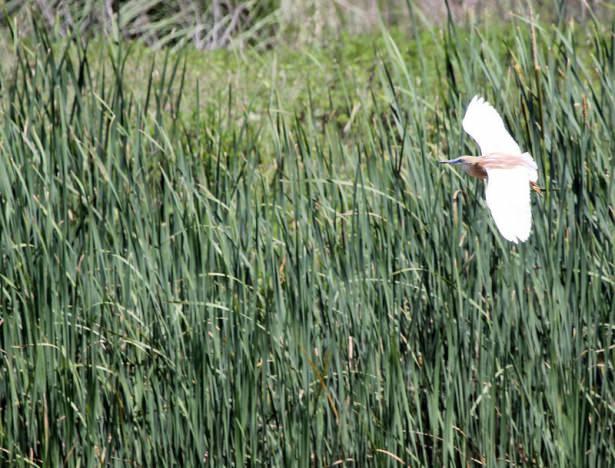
top-left (0, 12), bottom-right (613, 468)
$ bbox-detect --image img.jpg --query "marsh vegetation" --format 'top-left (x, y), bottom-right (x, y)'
top-left (0, 1), bottom-right (613, 466)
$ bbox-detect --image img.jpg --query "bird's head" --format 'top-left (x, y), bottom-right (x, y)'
top-left (439, 156), bottom-right (474, 166)
top-left (439, 156), bottom-right (485, 177)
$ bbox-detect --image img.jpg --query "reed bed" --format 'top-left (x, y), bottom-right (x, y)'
top-left (0, 12), bottom-right (613, 467)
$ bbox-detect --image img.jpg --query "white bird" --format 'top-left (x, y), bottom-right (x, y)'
top-left (440, 96), bottom-right (539, 243)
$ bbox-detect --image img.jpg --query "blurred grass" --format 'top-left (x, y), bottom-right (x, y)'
top-left (0, 9), bottom-right (614, 468)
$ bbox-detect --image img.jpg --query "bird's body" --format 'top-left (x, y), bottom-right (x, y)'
top-left (452, 153), bottom-right (538, 179)
top-left (441, 96), bottom-right (539, 243)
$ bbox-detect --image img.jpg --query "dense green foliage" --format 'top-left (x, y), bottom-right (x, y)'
top-left (0, 12), bottom-right (613, 468)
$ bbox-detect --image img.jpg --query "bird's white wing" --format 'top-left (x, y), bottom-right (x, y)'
top-left (463, 96), bottom-right (522, 155)
top-left (484, 167), bottom-right (533, 243)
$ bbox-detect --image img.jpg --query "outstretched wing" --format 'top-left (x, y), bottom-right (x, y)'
top-left (462, 96), bottom-right (522, 156)
top-left (484, 167), bottom-right (533, 243)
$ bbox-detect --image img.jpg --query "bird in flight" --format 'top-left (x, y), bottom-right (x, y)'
top-left (440, 96), bottom-right (539, 243)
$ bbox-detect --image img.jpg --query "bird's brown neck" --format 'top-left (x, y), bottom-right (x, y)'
top-left (464, 162), bottom-right (487, 179)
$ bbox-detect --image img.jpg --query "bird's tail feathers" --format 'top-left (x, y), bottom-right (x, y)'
top-left (521, 152), bottom-right (539, 183)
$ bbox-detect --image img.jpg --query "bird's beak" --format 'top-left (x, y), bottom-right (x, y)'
top-left (439, 159), bottom-right (458, 165)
